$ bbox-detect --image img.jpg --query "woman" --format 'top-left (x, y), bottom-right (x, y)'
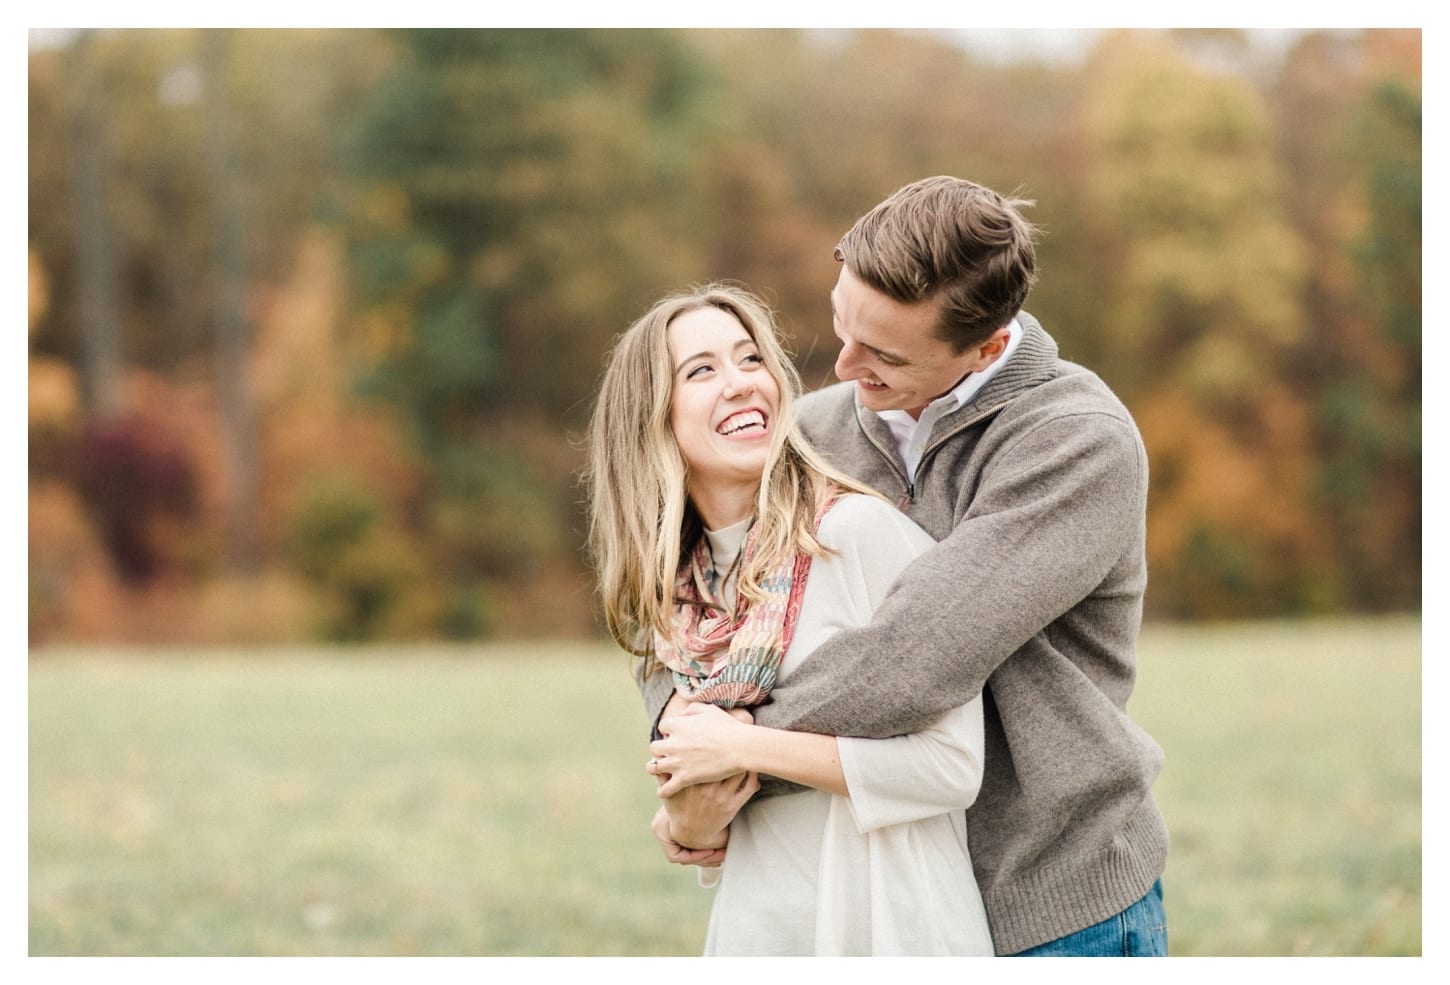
top-left (584, 283), bottom-right (992, 956)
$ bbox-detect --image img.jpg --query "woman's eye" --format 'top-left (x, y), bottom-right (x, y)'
top-left (686, 364), bottom-right (711, 379)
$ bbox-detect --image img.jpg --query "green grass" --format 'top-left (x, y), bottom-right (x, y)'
top-left (1132, 617), bottom-right (1421, 956)
top-left (29, 617), bottom-right (1421, 956)
top-left (28, 644), bottom-right (709, 956)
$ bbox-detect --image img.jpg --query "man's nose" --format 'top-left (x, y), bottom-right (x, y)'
top-left (834, 341), bottom-right (864, 381)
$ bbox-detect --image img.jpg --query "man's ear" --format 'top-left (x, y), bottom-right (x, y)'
top-left (965, 327), bottom-right (1012, 372)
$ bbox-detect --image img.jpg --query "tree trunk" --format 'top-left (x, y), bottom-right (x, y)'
top-left (66, 31), bottom-right (123, 420)
top-left (201, 30), bottom-right (262, 572)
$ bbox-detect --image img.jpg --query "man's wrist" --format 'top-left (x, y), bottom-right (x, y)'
top-left (662, 804), bottom-right (729, 850)
top-left (671, 820), bottom-right (728, 851)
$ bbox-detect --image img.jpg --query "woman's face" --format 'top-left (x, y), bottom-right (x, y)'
top-left (666, 305), bottom-right (782, 507)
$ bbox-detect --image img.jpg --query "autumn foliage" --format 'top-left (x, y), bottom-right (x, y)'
top-left (27, 28), bottom-right (1421, 645)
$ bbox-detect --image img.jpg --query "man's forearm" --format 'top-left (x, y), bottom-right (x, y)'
top-left (752, 587), bottom-right (1005, 738)
top-left (755, 414), bottom-right (1146, 739)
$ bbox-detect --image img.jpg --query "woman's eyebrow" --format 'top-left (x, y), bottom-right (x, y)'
top-left (673, 351), bottom-right (710, 376)
top-left (675, 339), bottom-right (756, 373)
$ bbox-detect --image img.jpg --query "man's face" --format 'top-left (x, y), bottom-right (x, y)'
top-left (830, 266), bottom-right (984, 418)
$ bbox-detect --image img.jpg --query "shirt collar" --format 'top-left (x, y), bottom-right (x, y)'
top-left (880, 316), bottom-right (1023, 424)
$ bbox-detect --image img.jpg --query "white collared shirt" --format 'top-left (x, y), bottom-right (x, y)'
top-left (877, 317), bottom-right (1022, 479)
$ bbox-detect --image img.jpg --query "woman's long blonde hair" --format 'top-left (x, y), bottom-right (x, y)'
top-left (584, 283), bottom-right (877, 663)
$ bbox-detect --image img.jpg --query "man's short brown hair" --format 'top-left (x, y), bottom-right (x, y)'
top-left (835, 176), bottom-right (1039, 354)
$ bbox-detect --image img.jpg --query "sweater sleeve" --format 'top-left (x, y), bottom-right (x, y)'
top-left (634, 656), bottom-right (675, 739)
top-left (754, 408), bottom-right (1147, 739)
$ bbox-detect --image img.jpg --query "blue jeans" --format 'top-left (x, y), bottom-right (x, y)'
top-left (1010, 880), bottom-right (1167, 956)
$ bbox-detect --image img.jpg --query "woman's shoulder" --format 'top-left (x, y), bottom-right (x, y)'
top-left (821, 491), bottom-right (917, 527)
top-left (818, 492), bottom-right (936, 553)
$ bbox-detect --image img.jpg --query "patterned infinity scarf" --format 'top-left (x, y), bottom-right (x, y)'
top-left (654, 496), bottom-right (835, 708)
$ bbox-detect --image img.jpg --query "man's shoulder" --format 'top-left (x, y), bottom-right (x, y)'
top-left (958, 328), bottom-right (1143, 469)
top-left (1016, 359), bottom-right (1136, 427)
top-left (979, 362), bottom-right (1145, 477)
top-left (796, 382), bottom-right (860, 444)
top-left (798, 380), bottom-right (856, 418)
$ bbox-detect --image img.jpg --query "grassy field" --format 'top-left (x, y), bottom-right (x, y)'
top-left (29, 616), bottom-right (1421, 956)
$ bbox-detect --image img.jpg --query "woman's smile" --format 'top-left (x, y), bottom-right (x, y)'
top-left (717, 408), bottom-right (768, 437)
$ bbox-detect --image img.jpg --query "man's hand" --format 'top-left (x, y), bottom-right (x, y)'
top-left (651, 805), bottom-right (727, 867)
top-left (653, 689), bottom-right (692, 743)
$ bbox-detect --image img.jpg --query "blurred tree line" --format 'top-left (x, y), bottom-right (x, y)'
top-left (27, 27), bottom-right (1421, 645)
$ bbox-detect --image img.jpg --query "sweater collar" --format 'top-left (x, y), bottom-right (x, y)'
top-left (962, 311), bottom-right (1060, 413)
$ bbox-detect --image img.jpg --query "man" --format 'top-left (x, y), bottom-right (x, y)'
top-left (641, 175), bottom-right (1169, 956)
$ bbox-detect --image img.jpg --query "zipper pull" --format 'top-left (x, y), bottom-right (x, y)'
top-left (897, 483), bottom-right (914, 509)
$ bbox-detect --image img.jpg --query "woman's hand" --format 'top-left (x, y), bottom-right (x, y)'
top-left (648, 703), bottom-right (755, 797)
